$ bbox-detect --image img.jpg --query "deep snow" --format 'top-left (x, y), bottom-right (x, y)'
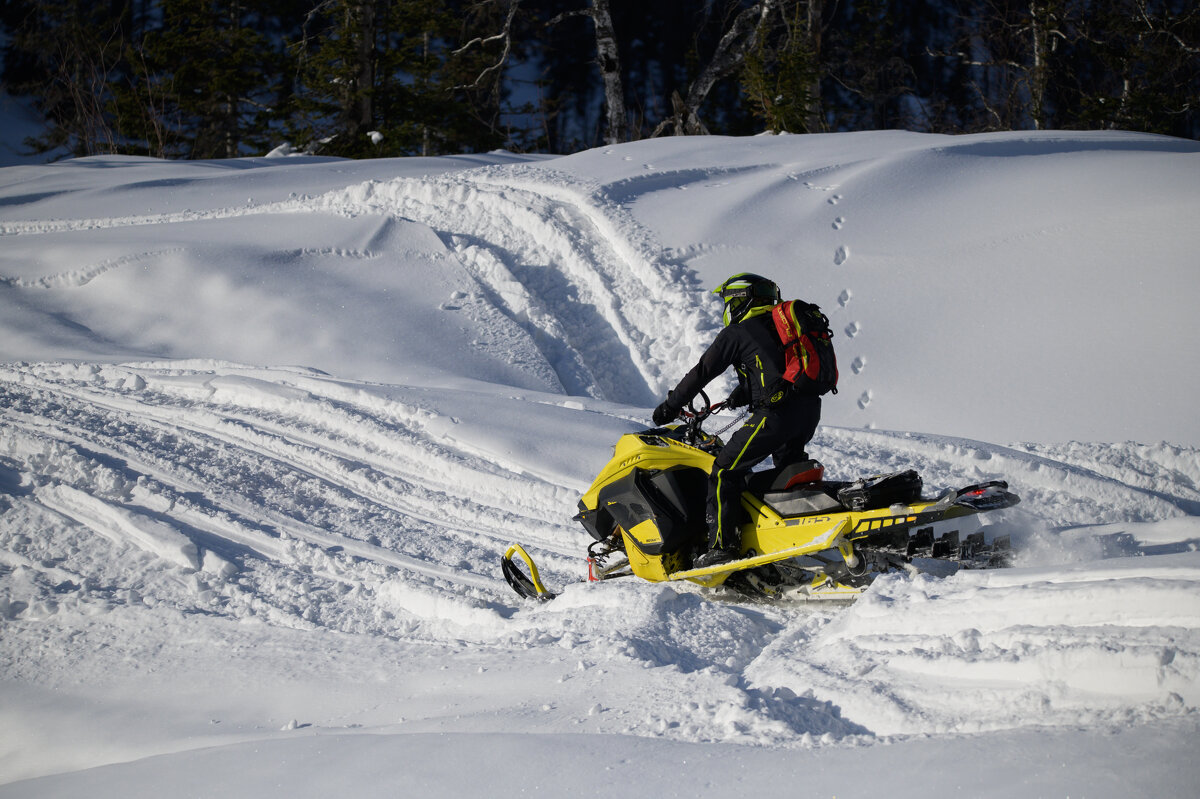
top-left (1, 131), bottom-right (1199, 797)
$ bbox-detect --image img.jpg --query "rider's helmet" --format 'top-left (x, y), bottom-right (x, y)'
top-left (713, 273), bottom-right (781, 326)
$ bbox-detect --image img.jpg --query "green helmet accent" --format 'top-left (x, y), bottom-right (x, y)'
top-left (713, 273), bottom-right (781, 326)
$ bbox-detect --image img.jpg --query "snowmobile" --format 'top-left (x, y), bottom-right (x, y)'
top-left (502, 393), bottom-right (1019, 602)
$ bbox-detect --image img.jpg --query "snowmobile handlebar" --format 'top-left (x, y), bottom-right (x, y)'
top-left (679, 390), bottom-right (723, 421)
top-left (675, 390), bottom-right (735, 448)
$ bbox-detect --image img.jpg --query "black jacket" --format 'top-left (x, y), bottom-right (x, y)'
top-left (668, 313), bottom-right (789, 412)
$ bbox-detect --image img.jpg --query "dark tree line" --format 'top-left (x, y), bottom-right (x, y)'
top-left (2, 0), bottom-right (1196, 160)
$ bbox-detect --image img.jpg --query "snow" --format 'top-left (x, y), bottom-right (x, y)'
top-left (1, 130), bottom-right (1198, 796)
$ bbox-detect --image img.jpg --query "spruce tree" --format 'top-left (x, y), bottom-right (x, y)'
top-left (741, 1), bottom-right (822, 133)
top-left (134, 0), bottom-right (282, 158)
top-left (288, 0), bottom-right (505, 157)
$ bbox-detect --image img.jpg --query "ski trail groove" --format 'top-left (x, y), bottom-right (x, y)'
top-left (1, 363), bottom-right (591, 637)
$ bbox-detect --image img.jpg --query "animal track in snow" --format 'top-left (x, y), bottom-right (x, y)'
top-left (857, 390), bottom-right (873, 410)
top-left (0, 248), bottom-right (187, 290)
top-left (828, 194), bottom-right (843, 205)
top-left (838, 289), bottom-right (852, 307)
top-left (833, 217), bottom-right (846, 230)
top-left (852, 356), bottom-right (867, 374)
top-left (834, 245), bottom-right (850, 266)
top-left (845, 321), bottom-right (861, 338)
top-left (797, 179), bottom-right (840, 192)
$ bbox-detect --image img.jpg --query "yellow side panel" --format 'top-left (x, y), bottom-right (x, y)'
top-left (620, 528), bottom-right (675, 582)
top-left (627, 518), bottom-right (663, 547)
top-left (739, 496), bottom-right (848, 557)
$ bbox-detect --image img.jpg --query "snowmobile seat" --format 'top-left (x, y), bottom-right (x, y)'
top-left (761, 486), bottom-right (844, 517)
top-left (772, 459), bottom-right (825, 490)
top-left (748, 459), bottom-right (824, 494)
top-left (757, 459), bottom-right (844, 517)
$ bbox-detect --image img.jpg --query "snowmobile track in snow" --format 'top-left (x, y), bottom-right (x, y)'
top-left (1, 363), bottom-right (596, 636)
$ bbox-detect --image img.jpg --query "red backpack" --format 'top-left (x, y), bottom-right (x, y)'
top-left (771, 300), bottom-right (839, 396)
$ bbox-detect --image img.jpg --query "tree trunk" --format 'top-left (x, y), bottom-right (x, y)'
top-left (804, 0), bottom-right (823, 132)
top-left (350, 0), bottom-right (376, 140)
top-left (589, 0), bottom-right (627, 145)
top-left (654, 0), bottom-right (777, 137)
top-left (1028, 1), bottom-right (1048, 130)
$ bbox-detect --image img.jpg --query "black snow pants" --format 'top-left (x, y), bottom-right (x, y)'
top-left (706, 394), bottom-right (822, 551)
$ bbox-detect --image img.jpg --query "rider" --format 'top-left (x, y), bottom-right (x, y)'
top-left (652, 273), bottom-right (823, 568)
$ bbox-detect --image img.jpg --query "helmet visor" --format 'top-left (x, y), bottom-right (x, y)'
top-left (718, 284), bottom-right (751, 326)
top-left (720, 293), bottom-right (751, 326)
top-left (714, 274), bottom-right (777, 326)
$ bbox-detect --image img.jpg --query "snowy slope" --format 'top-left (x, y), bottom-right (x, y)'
top-left (1, 132), bottom-right (1199, 796)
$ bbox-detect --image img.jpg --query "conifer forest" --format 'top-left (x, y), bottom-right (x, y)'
top-left (3, 0), bottom-right (1197, 160)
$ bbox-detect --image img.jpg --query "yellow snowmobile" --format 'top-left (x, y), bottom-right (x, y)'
top-left (502, 394), bottom-right (1019, 602)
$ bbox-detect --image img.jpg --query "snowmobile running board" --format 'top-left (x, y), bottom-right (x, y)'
top-left (665, 520), bottom-right (852, 587)
top-left (502, 536), bottom-right (866, 603)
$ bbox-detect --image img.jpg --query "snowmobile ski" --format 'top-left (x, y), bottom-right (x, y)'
top-left (501, 544), bottom-right (556, 602)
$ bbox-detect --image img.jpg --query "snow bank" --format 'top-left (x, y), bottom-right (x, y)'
top-left (749, 552), bottom-right (1200, 736)
top-left (35, 484), bottom-right (200, 571)
top-left (13, 723), bottom-right (1200, 799)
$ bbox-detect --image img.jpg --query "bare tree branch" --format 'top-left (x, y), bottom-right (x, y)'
top-left (654, 0), bottom-right (778, 137)
top-left (452, 0), bottom-right (520, 93)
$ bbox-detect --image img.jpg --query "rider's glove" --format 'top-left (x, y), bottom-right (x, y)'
top-left (652, 400), bottom-right (679, 426)
top-left (725, 384), bottom-right (749, 409)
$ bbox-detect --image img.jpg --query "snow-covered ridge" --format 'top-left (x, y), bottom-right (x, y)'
top-left (300, 164), bottom-right (715, 404)
top-left (4, 131), bottom-right (1198, 441)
